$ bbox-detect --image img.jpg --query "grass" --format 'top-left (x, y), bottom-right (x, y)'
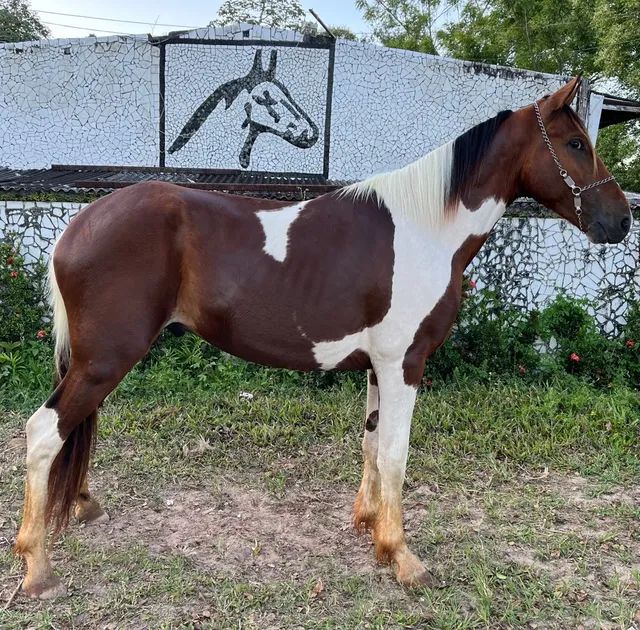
top-left (1, 348), bottom-right (640, 628)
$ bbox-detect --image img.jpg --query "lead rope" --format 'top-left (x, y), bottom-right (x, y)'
top-left (533, 101), bottom-right (616, 232)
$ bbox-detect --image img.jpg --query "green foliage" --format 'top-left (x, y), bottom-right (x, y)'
top-left (0, 0), bottom-right (48, 43)
top-left (437, 0), bottom-right (598, 76)
top-left (355, 0), bottom-right (440, 54)
top-left (593, 0), bottom-right (640, 91)
top-left (596, 122), bottom-right (640, 193)
top-left (211, 0), bottom-right (306, 30)
top-left (0, 240), bottom-right (48, 343)
top-left (328, 26), bottom-right (358, 41)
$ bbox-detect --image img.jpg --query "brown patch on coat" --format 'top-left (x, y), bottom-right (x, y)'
top-left (365, 410), bottom-right (379, 432)
top-left (171, 188), bottom-right (395, 370)
top-left (334, 349), bottom-right (372, 371)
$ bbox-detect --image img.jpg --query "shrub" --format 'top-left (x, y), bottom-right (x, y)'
top-left (0, 240), bottom-right (49, 343)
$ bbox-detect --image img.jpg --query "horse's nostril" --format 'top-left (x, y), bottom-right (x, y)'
top-left (621, 216), bottom-right (631, 232)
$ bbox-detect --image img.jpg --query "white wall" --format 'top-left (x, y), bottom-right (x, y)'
top-left (0, 37), bottom-right (159, 169)
top-left (329, 41), bottom-right (566, 179)
top-left (0, 28), bottom-right (568, 179)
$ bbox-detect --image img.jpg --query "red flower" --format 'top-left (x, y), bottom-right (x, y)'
top-left (9, 270), bottom-right (18, 278)
top-left (626, 339), bottom-right (636, 349)
top-left (518, 365), bottom-right (526, 374)
top-left (469, 279), bottom-right (477, 289)
top-left (6, 256), bottom-right (14, 265)
top-left (36, 330), bottom-right (46, 339)
top-left (422, 377), bottom-right (433, 388)
top-left (569, 352), bottom-right (581, 363)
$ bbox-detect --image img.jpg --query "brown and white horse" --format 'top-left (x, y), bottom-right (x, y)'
top-left (15, 77), bottom-right (631, 598)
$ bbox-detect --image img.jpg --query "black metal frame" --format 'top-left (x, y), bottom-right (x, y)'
top-left (156, 36), bottom-right (336, 179)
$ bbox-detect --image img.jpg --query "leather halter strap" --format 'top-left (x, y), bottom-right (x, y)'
top-left (533, 101), bottom-right (615, 231)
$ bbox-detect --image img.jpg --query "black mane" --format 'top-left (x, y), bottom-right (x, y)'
top-left (449, 110), bottom-right (513, 205)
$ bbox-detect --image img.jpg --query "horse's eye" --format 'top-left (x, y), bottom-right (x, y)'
top-left (568, 138), bottom-right (585, 151)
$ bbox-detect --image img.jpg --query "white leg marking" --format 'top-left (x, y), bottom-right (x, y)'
top-left (26, 406), bottom-right (64, 501)
top-left (375, 364), bottom-right (417, 498)
top-left (256, 201), bottom-right (309, 262)
top-left (363, 372), bottom-right (379, 462)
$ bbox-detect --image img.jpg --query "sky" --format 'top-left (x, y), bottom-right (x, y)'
top-left (30, 1), bottom-right (372, 39)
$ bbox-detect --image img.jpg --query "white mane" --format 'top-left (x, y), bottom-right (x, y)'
top-left (342, 140), bottom-right (455, 229)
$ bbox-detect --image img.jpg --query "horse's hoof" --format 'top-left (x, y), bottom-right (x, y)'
top-left (23, 574), bottom-right (67, 600)
top-left (397, 566), bottom-right (435, 588)
top-left (394, 549), bottom-right (435, 588)
top-left (76, 501), bottom-right (110, 525)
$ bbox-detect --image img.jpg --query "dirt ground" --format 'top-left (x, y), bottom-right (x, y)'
top-left (2, 427), bottom-right (640, 628)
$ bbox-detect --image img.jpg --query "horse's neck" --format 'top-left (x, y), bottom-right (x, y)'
top-left (404, 196), bottom-right (507, 255)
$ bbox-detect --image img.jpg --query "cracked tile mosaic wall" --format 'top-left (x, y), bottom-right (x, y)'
top-left (0, 28), bottom-right (567, 178)
top-left (2, 201), bottom-right (637, 334)
top-left (0, 37), bottom-right (159, 169)
top-left (0, 25), bottom-right (636, 333)
top-left (330, 41), bottom-right (566, 179)
top-left (165, 44), bottom-right (330, 173)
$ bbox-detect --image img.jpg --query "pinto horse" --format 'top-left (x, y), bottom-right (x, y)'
top-left (16, 77), bottom-right (631, 598)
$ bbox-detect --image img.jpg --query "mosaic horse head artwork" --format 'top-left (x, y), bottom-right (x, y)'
top-left (168, 49), bottom-right (319, 168)
top-left (16, 78), bottom-right (632, 599)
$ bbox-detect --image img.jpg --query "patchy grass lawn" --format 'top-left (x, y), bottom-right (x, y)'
top-left (1, 363), bottom-right (640, 628)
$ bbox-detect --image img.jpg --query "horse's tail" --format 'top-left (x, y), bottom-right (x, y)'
top-left (45, 254), bottom-right (97, 535)
top-left (48, 256), bottom-right (70, 381)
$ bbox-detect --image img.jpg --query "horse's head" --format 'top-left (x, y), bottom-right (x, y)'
top-left (516, 77), bottom-right (631, 244)
top-left (169, 49), bottom-right (319, 169)
top-left (243, 80), bottom-right (318, 149)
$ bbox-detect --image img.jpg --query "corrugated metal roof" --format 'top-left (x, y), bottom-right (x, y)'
top-left (0, 165), bottom-right (346, 199)
top-left (0, 165), bottom-right (637, 211)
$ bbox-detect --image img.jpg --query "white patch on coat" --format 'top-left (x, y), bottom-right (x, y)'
top-left (25, 406), bottom-right (64, 495)
top-left (256, 201), bottom-right (309, 262)
top-left (374, 364), bottom-right (418, 494)
top-left (312, 198), bottom-right (506, 370)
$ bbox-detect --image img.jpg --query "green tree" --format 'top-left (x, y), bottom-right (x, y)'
top-left (0, 0), bottom-right (48, 42)
top-left (355, 0), bottom-right (442, 54)
top-left (437, 0), bottom-right (598, 76)
top-left (593, 0), bottom-right (640, 90)
top-left (212, 0), bottom-right (306, 30)
top-left (596, 122), bottom-right (640, 193)
top-left (328, 25), bottom-right (358, 40)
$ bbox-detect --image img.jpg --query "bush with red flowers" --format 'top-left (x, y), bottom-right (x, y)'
top-left (0, 239), bottom-right (49, 343)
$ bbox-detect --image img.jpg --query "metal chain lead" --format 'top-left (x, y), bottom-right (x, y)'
top-left (533, 101), bottom-right (615, 232)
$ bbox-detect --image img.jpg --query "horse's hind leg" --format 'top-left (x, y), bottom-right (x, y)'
top-left (353, 370), bottom-right (380, 531)
top-left (16, 340), bottom-right (154, 598)
top-left (75, 474), bottom-right (109, 524)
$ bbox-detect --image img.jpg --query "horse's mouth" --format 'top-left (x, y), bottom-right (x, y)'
top-left (586, 219), bottom-right (630, 244)
top-left (285, 126), bottom-right (319, 148)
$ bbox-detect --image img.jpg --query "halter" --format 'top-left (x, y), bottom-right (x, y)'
top-left (533, 101), bottom-right (616, 231)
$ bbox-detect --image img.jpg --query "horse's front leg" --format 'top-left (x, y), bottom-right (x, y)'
top-left (353, 369), bottom-right (380, 531)
top-left (371, 361), bottom-right (431, 586)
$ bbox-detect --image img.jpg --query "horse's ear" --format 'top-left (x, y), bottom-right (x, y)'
top-left (541, 76), bottom-right (581, 113)
top-left (266, 50), bottom-right (277, 80)
top-left (250, 50), bottom-right (263, 75)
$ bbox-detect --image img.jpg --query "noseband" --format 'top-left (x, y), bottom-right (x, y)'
top-left (533, 101), bottom-right (616, 231)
